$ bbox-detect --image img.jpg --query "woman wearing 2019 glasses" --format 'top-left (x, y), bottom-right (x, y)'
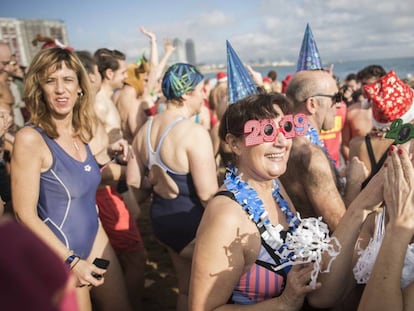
top-left (189, 93), bottom-right (342, 310)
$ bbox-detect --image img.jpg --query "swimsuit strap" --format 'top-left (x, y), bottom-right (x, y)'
top-left (214, 189), bottom-right (288, 281)
top-left (361, 135), bottom-right (388, 189)
top-left (365, 135), bottom-right (376, 170)
top-left (146, 117), bottom-right (186, 173)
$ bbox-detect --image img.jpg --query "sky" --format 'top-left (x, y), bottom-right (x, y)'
top-left (2, 0), bottom-right (414, 65)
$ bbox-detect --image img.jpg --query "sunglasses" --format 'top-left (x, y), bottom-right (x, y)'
top-left (244, 114), bottom-right (308, 146)
top-left (1, 60), bottom-right (16, 66)
top-left (385, 119), bottom-right (414, 145)
top-left (310, 92), bottom-right (343, 107)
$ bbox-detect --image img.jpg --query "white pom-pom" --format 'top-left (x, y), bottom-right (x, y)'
top-left (401, 244), bottom-right (414, 288)
top-left (274, 215), bottom-right (341, 287)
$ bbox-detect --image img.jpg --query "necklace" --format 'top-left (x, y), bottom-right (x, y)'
top-left (71, 127), bottom-right (80, 152)
top-left (73, 139), bottom-right (80, 151)
top-left (224, 165), bottom-right (299, 251)
top-left (224, 165), bottom-right (341, 287)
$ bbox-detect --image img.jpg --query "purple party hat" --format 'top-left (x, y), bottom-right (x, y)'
top-left (226, 40), bottom-right (258, 104)
top-left (296, 23), bottom-right (323, 72)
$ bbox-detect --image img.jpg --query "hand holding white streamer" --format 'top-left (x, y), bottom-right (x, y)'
top-left (274, 215), bottom-right (341, 287)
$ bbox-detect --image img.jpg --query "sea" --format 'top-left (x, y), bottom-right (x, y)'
top-left (202, 56), bottom-right (414, 83)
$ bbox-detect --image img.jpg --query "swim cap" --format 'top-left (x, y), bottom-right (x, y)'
top-left (161, 63), bottom-right (204, 100)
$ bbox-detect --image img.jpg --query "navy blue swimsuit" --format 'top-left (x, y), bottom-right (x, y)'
top-left (36, 127), bottom-right (101, 259)
top-left (146, 118), bottom-right (204, 253)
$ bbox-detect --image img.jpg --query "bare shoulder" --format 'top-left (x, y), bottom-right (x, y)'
top-left (14, 126), bottom-right (43, 148)
top-left (201, 192), bottom-right (252, 232)
top-left (13, 126), bottom-right (48, 164)
top-left (290, 137), bottom-right (316, 166)
top-left (172, 119), bottom-right (211, 145)
top-left (291, 137), bottom-right (334, 176)
top-left (94, 91), bottom-right (111, 112)
top-left (116, 85), bottom-right (136, 104)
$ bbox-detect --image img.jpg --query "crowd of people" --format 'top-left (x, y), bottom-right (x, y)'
top-left (1, 25), bottom-right (414, 311)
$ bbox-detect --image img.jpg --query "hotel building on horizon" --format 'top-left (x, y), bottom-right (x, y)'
top-left (0, 17), bottom-right (69, 67)
top-left (169, 37), bottom-right (197, 66)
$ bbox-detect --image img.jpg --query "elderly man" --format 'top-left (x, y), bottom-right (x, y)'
top-left (280, 69), bottom-right (346, 231)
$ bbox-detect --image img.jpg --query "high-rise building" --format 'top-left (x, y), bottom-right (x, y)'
top-left (185, 39), bottom-right (196, 65)
top-left (169, 38), bottom-right (186, 64)
top-left (0, 17), bottom-right (69, 66)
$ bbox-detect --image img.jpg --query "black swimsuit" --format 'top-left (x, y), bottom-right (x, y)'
top-left (361, 135), bottom-right (388, 189)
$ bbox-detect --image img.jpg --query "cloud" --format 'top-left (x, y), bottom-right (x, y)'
top-left (65, 0), bottom-right (414, 65)
top-left (198, 10), bottom-right (233, 27)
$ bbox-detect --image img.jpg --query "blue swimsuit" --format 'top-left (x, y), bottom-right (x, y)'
top-left (36, 127), bottom-right (101, 259)
top-left (146, 118), bottom-right (204, 253)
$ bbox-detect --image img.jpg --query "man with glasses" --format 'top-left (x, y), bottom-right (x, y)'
top-left (280, 69), bottom-right (346, 232)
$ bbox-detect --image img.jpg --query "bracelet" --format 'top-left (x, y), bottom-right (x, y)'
top-left (70, 256), bottom-right (81, 270)
top-left (144, 105), bottom-right (157, 116)
top-left (63, 249), bottom-right (74, 261)
top-left (65, 253), bottom-right (80, 268)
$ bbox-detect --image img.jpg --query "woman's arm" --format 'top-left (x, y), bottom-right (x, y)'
top-left (187, 125), bottom-right (218, 206)
top-left (308, 165), bottom-right (385, 308)
top-left (344, 156), bottom-right (369, 206)
top-left (12, 128), bottom-right (69, 257)
top-left (140, 27), bottom-right (159, 97)
top-left (358, 146), bottom-right (414, 310)
top-left (155, 39), bottom-right (176, 80)
top-left (126, 132), bottom-right (150, 204)
top-left (140, 26), bottom-right (158, 68)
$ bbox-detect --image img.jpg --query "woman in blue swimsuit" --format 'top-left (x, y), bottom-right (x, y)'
top-left (128, 63), bottom-right (218, 310)
top-left (12, 47), bottom-right (131, 310)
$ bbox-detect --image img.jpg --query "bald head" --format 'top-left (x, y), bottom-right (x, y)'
top-left (286, 70), bottom-right (337, 110)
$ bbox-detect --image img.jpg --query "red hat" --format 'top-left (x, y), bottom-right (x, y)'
top-left (282, 74), bottom-right (293, 94)
top-left (32, 34), bottom-right (74, 51)
top-left (216, 71), bottom-right (227, 83)
top-left (364, 70), bottom-right (414, 128)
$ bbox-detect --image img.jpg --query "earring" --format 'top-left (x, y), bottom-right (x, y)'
top-left (78, 90), bottom-right (84, 97)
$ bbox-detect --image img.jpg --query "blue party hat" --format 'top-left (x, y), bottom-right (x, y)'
top-left (226, 40), bottom-right (258, 104)
top-left (296, 23), bottom-right (323, 72)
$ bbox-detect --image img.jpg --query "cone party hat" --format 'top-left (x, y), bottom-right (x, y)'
top-left (226, 40), bottom-right (258, 104)
top-left (296, 23), bottom-right (323, 72)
